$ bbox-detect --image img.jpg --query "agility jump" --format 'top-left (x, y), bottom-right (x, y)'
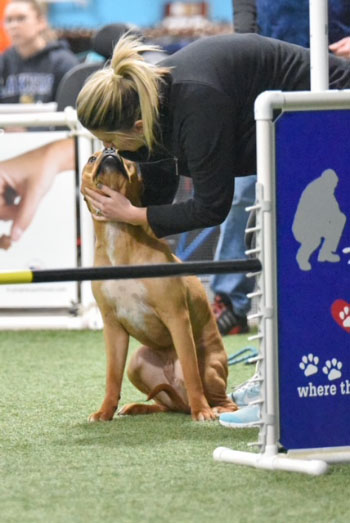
top-left (0, 259), bottom-right (261, 285)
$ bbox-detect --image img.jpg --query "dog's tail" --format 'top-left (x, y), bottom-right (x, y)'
top-left (147, 383), bottom-right (190, 414)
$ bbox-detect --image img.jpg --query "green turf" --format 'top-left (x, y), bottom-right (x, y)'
top-left (0, 329), bottom-right (349, 523)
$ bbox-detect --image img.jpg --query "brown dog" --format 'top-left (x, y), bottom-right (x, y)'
top-left (81, 148), bottom-right (237, 422)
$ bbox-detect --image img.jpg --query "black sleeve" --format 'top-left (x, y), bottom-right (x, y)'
top-left (147, 86), bottom-right (236, 238)
top-left (233, 0), bottom-right (258, 33)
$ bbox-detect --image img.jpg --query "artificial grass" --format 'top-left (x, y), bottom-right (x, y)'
top-left (1, 329), bottom-right (349, 523)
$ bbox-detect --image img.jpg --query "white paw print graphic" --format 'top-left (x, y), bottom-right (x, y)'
top-left (299, 354), bottom-right (319, 376)
top-left (339, 306), bottom-right (350, 328)
top-left (322, 358), bottom-right (343, 381)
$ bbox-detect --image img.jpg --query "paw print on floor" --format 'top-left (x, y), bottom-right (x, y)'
top-left (339, 306), bottom-right (350, 328)
top-left (299, 354), bottom-right (319, 376)
top-left (323, 358), bottom-right (343, 381)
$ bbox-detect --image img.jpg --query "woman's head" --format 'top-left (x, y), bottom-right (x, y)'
top-left (77, 33), bottom-right (170, 152)
top-left (4, 0), bottom-right (53, 56)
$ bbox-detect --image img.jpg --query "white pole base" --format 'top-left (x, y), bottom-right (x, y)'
top-left (213, 447), bottom-right (328, 476)
top-left (287, 447), bottom-right (350, 464)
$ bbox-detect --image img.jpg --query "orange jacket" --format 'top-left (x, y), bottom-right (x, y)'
top-left (0, 0), bottom-right (11, 53)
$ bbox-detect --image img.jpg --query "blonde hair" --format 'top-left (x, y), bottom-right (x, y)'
top-left (7, 0), bottom-right (56, 42)
top-left (77, 33), bottom-right (170, 151)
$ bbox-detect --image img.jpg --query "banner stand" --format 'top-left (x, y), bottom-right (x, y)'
top-left (213, 90), bottom-right (350, 475)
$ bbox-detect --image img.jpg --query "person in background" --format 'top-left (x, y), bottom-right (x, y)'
top-left (219, 0), bottom-right (350, 429)
top-left (0, 0), bottom-right (78, 104)
top-left (210, 175), bottom-right (255, 336)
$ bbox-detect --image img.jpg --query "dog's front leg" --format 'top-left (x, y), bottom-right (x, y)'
top-left (89, 321), bottom-right (129, 422)
top-left (167, 316), bottom-right (216, 421)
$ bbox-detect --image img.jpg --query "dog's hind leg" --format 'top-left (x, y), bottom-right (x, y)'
top-left (119, 345), bottom-right (190, 415)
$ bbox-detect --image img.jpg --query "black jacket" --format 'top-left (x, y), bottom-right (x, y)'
top-left (120, 34), bottom-right (350, 238)
top-left (0, 40), bottom-right (78, 103)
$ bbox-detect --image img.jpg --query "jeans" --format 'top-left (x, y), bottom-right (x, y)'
top-left (210, 175), bottom-right (256, 317)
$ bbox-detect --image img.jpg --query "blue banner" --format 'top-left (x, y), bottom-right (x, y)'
top-left (275, 110), bottom-right (350, 450)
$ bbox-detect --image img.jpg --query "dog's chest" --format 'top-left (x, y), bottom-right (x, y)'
top-left (101, 279), bottom-right (153, 329)
top-left (105, 225), bottom-right (122, 266)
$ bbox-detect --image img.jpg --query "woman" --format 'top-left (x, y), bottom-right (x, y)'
top-left (77, 32), bottom-right (350, 240)
top-left (0, 0), bottom-right (78, 103)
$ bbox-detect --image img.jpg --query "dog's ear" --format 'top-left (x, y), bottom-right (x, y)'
top-left (80, 150), bottom-right (103, 209)
top-left (82, 152), bottom-right (101, 183)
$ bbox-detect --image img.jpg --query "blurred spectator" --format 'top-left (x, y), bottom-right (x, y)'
top-left (0, 0), bottom-right (78, 104)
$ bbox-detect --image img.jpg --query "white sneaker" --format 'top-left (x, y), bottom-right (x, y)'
top-left (228, 374), bottom-right (261, 407)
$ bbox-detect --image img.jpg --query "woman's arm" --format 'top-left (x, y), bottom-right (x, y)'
top-left (146, 87), bottom-right (237, 238)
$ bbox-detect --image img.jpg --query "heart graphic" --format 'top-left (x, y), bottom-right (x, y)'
top-left (331, 299), bottom-right (350, 333)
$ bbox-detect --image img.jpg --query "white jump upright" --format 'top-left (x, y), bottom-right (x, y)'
top-left (214, 0), bottom-right (350, 474)
top-left (309, 0), bottom-right (329, 91)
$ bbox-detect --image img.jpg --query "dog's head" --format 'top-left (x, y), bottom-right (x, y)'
top-left (81, 148), bottom-right (143, 212)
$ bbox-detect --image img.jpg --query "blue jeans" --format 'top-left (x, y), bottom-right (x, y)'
top-left (210, 175), bottom-right (256, 317)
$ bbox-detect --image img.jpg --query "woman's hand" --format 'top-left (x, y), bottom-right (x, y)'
top-left (84, 184), bottom-right (148, 226)
top-left (329, 37), bottom-right (350, 59)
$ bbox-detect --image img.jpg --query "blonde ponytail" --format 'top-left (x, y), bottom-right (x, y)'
top-left (76, 33), bottom-right (170, 151)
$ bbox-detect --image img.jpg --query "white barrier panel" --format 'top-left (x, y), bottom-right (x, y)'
top-left (0, 110), bottom-right (101, 329)
top-left (0, 131), bottom-right (78, 308)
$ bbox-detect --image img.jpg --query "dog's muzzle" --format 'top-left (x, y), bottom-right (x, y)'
top-left (97, 148), bottom-right (128, 178)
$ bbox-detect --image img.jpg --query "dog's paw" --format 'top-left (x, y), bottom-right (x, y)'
top-left (88, 410), bottom-right (115, 422)
top-left (191, 407), bottom-right (216, 421)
